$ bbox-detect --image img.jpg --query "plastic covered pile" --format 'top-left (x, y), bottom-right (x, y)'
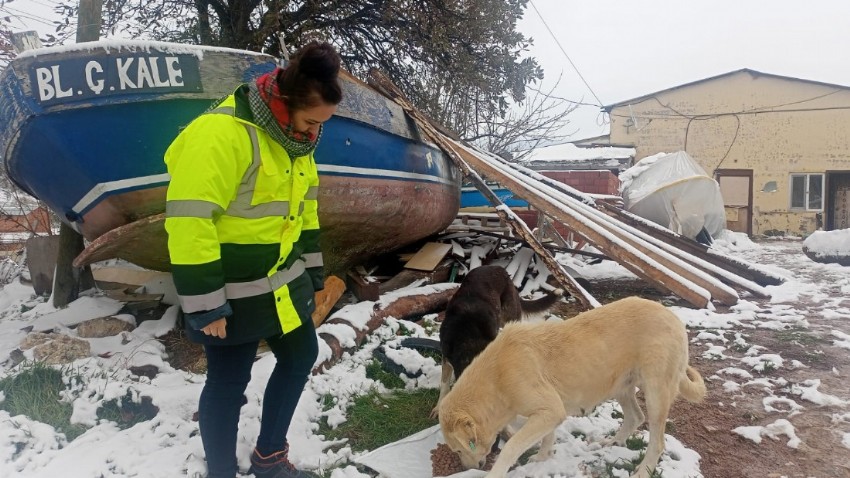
top-left (621, 151), bottom-right (726, 241)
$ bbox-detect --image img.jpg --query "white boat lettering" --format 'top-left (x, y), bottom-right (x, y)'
top-left (165, 57), bottom-right (184, 87)
top-left (116, 58), bottom-right (137, 89)
top-left (117, 57), bottom-right (186, 90)
top-left (30, 54), bottom-right (200, 105)
top-left (137, 58), bottom-right (156, 88)
top-left (85, 61), bottom-right (105, 94)
top-left (35, 65), bottom-right (74, 101)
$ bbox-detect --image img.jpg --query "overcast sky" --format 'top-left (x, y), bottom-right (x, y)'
top-left (6, 0), bottom-right (850, 141)
top-left (518, 0), bottom-right (850, 140)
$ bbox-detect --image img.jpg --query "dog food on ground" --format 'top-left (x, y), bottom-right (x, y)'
top-left (430, 443), bottom-right (497, 477)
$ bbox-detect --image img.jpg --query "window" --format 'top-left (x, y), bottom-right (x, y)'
top-left (790, 173), bottom-right (823, 211)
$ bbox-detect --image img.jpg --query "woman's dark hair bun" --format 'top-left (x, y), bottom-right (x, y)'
top-left (295, 42), bottom-right (341, 82)
top-left (277, 40), bottom-right (343, 109)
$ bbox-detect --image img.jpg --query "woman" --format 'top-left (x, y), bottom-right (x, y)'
top-left (164, 42), bottom-right (342, 478)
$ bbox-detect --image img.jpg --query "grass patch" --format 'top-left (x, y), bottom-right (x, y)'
top-left (365, 360), bottom-right (406, 389)
top-left (625, 435), bottom-right (647, 450)
top-left (416, 347), bottom-right (442, 363)
top-left (96, 390), bottom-right (159, 430)
top-left (774, 327), bottom-right (827, 346)
top-left (601, 438), bottom-right (664, 477)
top-left (603, 455), bottom-right (664, 477)
top-left (0, 361), bottom-right (87, 441)
top-left (320, 388), bottom-right (439, 452)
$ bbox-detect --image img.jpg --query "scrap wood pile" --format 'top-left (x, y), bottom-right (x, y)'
top-left (365, 68), bottom-right (785, 312)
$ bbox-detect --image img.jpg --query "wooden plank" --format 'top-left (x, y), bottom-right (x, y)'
top-left (599, 203), bottom-right (783, 287)
top-left (11, 31), bottom-right (42, 53)
top-left (404, 242), bottom-right (452, 271)
top-left (93, 267), bottom-right (170, 288)
top-left (25, 235), bottom-right (61, 296)
top-left (312, 276), bottom-right (346, 327)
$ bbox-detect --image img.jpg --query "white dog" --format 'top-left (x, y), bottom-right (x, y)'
top-left (438, 296), bottom-right (706, 478)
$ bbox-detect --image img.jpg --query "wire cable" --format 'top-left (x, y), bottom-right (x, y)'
top-left (528, 0), bottom-right (604, 107)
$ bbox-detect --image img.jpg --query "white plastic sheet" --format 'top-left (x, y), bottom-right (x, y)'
top-left (354, 425), bottom-right (486, 478)
top-left (622, 151), bottom-right (726, 239)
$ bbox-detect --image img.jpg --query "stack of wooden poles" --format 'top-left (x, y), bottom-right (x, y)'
top-left (367, 70), bottom-right (784, 311)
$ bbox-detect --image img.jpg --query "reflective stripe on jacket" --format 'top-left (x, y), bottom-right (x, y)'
top-left (164, 85), bottom-right (324, 344)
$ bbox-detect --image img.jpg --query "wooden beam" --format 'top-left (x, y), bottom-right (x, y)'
top-left (599, 203), bottom-right (784, 287)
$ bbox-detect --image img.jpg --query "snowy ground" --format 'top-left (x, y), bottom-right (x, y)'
top-left (0, 232), bottom-right (848, 478)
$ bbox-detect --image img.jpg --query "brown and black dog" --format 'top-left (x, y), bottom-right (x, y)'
top-left (431, 265), bottom-right (561, 417)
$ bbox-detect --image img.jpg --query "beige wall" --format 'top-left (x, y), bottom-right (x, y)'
top-left (608, 70), bottom-right (850, 235)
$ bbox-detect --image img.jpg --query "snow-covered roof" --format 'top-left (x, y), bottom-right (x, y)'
top-left (603, 68), bottom-right (850, 111)
top-left (521, 142), bottom-right (635, 163)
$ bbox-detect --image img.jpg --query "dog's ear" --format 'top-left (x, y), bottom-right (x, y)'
top-left (445, 412), bottom-right (477, 439)
top-left (459, 416), bottom-right (478, 449)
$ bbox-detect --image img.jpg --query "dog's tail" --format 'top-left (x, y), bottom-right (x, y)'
top-left (679, 366), bottom-right (707, 402)
top-left (519, 288), bottom-right (563, 316)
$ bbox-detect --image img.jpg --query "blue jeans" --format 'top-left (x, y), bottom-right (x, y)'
top-left (199, 321), bottom-right (318, 477)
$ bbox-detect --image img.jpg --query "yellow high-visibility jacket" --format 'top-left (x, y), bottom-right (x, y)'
top-left (164, 85), bottom-right (323, 345)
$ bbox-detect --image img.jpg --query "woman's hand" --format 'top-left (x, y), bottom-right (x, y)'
top-left (202, 318), bottom-right (228, 338)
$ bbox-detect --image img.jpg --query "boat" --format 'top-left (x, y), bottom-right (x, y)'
top-left (460, 182), bottom-right (528, 208)
top-left (0, 40), bottom-right (461, 274)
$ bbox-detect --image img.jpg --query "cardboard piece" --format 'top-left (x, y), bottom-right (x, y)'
top-left (404, 242), bottom-right (452, 271)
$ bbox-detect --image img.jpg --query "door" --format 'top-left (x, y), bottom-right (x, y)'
top-left (716, 169), bottom-right (753, 235)
top-left (826, 172), bottom-right (850, 230)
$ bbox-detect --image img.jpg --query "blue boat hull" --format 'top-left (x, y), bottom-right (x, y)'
top-left (0, 41), bottom-right (460, 273)
top-left (460, 186), bottom-right (528, 208)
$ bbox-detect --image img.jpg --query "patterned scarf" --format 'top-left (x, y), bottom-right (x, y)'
top-left (249, 70), bottom-right (322, 159)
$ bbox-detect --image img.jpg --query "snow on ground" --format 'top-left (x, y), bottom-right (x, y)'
top-left (0, 232), bottom-right (848, 477)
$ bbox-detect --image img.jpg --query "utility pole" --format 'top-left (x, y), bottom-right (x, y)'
top-left (52, 0), bottom-right (102, 307)
top-left (76, 0), bottom-right (104, 42)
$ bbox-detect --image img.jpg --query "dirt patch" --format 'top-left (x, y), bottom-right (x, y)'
top-left (565, 276), bottom-right (850, 478)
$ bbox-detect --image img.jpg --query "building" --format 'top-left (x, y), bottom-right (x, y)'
top-left (604, 69), bottom-right (850, 236)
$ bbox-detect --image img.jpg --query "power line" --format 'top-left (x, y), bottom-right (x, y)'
top-left (528, 0), bottom-right (604, 107)
top-left (1, 5), bottom-right (56, 28)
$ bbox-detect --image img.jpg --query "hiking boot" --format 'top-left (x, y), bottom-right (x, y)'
top-left (248, 446), bottom-right (319, 478)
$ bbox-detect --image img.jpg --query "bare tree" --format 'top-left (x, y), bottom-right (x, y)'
top-left (463, 77), bottom-right (580, 160)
